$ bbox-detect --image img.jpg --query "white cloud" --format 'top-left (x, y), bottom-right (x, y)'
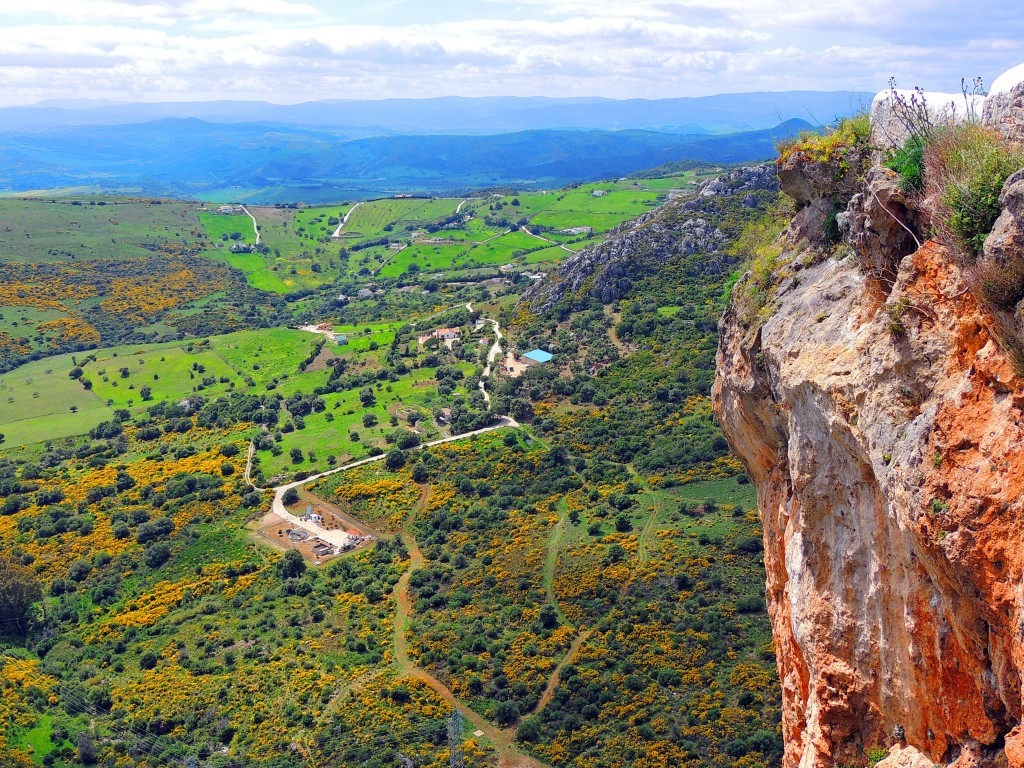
top-left (0, 0), bottom-right (1020, 104)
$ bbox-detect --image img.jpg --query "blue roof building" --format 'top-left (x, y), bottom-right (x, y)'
top-left (523, 349), bottom-right (554, 365)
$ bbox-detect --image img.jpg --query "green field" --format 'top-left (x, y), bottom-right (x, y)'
top-left (0, 353), bottom-right (114, 445)
top-left (210, 328), bottom-right (326, 386)
top-left (0, 198), bottom-right (202, 264)
top-left (198, 211), bottom-right (256, 244)
top-left (0, 329), bottom-right (334, 445)
top-left (331, 323), bottom-right (401, 353)
top-left (188, 179), bottom-right (688, 292)
top-left (339, 198), bottom-right (461, 243)
top-left (75, 329), bottom-right (335, 410)
top-left (0, 319), bottom-right (484, 473)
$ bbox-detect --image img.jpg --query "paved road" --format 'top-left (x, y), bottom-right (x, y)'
top-left (247, 302), bottom-right (516, 538)
top-left (332, 202), bottom-right (362, 238)
top-left (241, 205), bottom-right (261, 245)
top-left (519, 225), bottom-right (573, 253)
top-left (266, 417), bottom-right (518, 520)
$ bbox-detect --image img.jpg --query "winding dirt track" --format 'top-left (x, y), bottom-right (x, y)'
top-left (521, 628), bottom-right (593, 721)
top-left (392, 487), bottom-right (548, 768)
top-left (243, 305), bottom-right (567, 766)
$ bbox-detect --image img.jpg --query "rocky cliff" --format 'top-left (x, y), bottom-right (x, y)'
top-left (714, 68), bottom-right (1024, 768)
top-left (520, 166), bottom-right (777, 313)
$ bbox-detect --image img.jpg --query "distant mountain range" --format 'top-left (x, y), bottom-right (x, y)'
top-left (6, 91), bottom-right (871, 134)
top-left (0, 91), bottom-right (870, 202)
top-left (0, 118), bottom-right (818, 202)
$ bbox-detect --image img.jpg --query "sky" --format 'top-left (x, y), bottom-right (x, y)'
top-left (0, 1), bottom-right (1021, 106)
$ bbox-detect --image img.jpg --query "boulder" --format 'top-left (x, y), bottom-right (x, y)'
top-left (984, 63), bottom-right (1024, 141)
top-left (839, 166), bottom-right (919, 283)
top-left (875, 744), bottom-right (940, 768)
top-left (980, 168), bottom-right (1024, 311)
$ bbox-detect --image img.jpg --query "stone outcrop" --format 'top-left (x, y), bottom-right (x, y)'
top-left (715, 63), bottom-right (1024, 768)
top-left (838, 166), bottom-right (919, 283)
top-left (984, 64), bottom-right (1024, 142)
top-left (776, 136), bottom-right (867, 247)
top-left (982, 169), bottom-right (1024, 328)
top-left (867, 62), bottom-right (1024, 149)
top-left (519, 166), bottom-right (776, 312)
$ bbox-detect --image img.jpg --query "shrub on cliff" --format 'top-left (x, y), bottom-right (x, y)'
top-left (728, 200), bottom-right (794, 325)
top-left (886, 135), bottom-right (926, 193)
top-left (926, 124), bottom-right (1024, 258)
top-left (777, 112), bottom-right (871, 171)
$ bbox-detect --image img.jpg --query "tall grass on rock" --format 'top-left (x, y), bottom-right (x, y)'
top-left (926, 124), bottom-right (1024, 260)
top-left (924, 123), bottom-right (1024, 374)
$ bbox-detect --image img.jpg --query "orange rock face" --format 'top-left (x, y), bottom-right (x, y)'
top-left (714, 239), bottom-right (1024, 768)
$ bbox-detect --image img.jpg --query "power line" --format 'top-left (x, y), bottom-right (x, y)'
top-left (447, 708), bottom-right (465, 768)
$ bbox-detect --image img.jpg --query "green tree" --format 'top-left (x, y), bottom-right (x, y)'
top-left (539, 604), bottom-right (559, 629)
top-left (279, 549), bottom-right (306, 579)
top-left (0, 555), bottom-right (42, 634)
top-left (78, 730), bottom-right (97, 765)
top-left (144, 544), bottom-right (171, 568)
top-left (384, 448), bottom-right (406, 470)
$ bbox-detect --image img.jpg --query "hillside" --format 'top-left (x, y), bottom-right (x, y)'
top-left (0, 119), bottom-right (812, 201)
top-left (0, 169), bottom-right (718, 376)
top-left (3, 92), bottom-right (872, 134)
top-left (0, 165), bottom-right (783, 768)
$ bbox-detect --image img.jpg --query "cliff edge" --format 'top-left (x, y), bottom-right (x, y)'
top-left (714, 67), bottom-right (1024, 768)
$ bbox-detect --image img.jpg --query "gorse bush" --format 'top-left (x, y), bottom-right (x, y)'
top-left (926, 124), bottom-right (1024, 258)
top-left (777, 112), bottom-right (871, 173)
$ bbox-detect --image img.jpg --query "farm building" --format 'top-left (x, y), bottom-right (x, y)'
top-left (562, 226), bottom-right (593, 236)
top-left (523, 349), bottom-right (554, 367)
top-left (434, 327), bottom-right (460, 341)
top-left (312, 543), bottom-right (335, 558)
top-left (336, 334), bottom-right (349, 346)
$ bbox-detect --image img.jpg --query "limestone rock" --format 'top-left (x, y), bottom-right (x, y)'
top-left (839, 166), bottom-right (919, 283)
top-left (975, 169), bottom-right (1024, 323)
top-left (984, 64), bottom-right (1024, 141)
top-left (714, 235), bottom-right (1024, 767)
top-left (519, 166), bottom-right (776, 312)
top-left (983, 170), bottom-right (1024, 272)
top-left (776, 137), bottom-right (867, 246)
top-left (875, 744), bottom-right (939, 768)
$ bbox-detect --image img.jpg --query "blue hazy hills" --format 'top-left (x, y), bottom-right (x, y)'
top-left (0, 92), bottom-right (870, 201)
